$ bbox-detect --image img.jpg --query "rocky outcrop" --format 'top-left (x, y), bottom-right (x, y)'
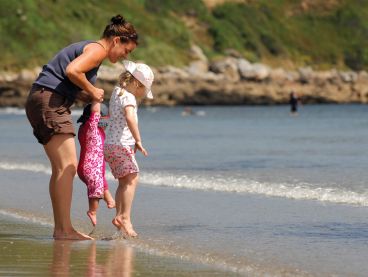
top-left (1, 55), bottom-right (368, 107)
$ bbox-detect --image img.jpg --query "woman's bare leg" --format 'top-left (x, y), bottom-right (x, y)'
top-left (44, 133), bottom-right (92, 240)
top-left (112, 173), bottom-right (138, 237)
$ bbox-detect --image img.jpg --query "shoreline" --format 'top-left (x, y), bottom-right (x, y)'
top-left (0, 214), bottom-right (233, 277)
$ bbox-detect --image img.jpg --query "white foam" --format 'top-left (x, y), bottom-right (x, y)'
top-left (0, 107), bottom-right (26, 115)
top-left (139, 172), bottom-right (368, 206)
top-left (71, 108), bottom-right (83, 116)
top-left (0, 162), bottom-right (51, 174)
top-left (0, 107), bottom-right (84, 116)
top-left (2, 161), bottom-right (368, 207)
top-left (0, 209), bottom-right (53, 227)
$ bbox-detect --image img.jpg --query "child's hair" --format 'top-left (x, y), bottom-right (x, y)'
top-left (117, 71), bottom-right (143, 96)
top-left (77, 104), bottom-right (92, 124)
top-left (77, 103), bottom-right (109, 125)
top-left (119, 71), bottom-right (137, 87)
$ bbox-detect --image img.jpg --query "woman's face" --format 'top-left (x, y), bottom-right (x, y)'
top-left (108, 38), bottom-right (136, 63)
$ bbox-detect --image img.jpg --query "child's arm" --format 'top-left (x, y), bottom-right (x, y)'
top-left (90, 101), bottom-right (100, 114)
top-left (125, 106), bottom-right (148, 156)
top-left (84, 101), bottom-right (101, 130)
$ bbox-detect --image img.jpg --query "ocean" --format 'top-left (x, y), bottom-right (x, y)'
top-left (1, 104), bottom-right (368, 276)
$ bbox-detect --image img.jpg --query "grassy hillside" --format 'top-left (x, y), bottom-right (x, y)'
top-left (1, 0), bottom-right (368, 71)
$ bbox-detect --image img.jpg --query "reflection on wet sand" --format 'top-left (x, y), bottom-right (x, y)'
top-left (51, 240), bottom-right (72, 276)
top-left (51, 241), bottom-right (133, 277)
top-left (104, 242), bottom-right (133, 277)
top-left (86, 241), bottom-right (107, 276)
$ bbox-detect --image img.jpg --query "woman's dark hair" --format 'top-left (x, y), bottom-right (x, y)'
top-left (102, 14), bottom-right (138, 44)
top-left (77, 104), bottom-right (92, 125)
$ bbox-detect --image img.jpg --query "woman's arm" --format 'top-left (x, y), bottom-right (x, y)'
top-left (66, 44), bottom-right (106, 102)
top-left (125, 106), bottom-right (148, 156)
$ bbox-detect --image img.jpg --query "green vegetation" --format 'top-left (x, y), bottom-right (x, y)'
top-left (1, 0), bottom-right (368, 71)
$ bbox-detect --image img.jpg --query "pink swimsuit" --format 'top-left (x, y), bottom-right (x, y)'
top-left (77, 112), bottom-right (108, 198)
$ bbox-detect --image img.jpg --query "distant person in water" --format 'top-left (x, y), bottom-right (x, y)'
top-left (182, 106), bottom-right (194, 116)
top-left (25, 15), bottom-right (138, 240)
top-left (289, 91), bottom-right (300, 115)
top-left (104, 60), bottom-right (154, 238)
top-left (181, 106), bottom-right (206, 117)
top-left (77, 102), bottom-right (115, 227)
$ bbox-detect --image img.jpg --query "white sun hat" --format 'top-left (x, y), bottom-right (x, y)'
top-left (123, 60), bottom-right (154, 99)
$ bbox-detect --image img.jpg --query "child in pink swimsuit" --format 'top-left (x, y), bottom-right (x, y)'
top-left (77, 102), bottom-right (115, 226)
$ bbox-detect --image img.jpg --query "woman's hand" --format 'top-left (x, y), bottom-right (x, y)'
top-left (134, 141), bottom-right (148, 156)
top-left (91, 87), bottom-right (105, 102)
top-left (75, 90), bottom-right (93, 103)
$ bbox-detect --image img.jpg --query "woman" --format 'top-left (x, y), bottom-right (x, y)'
top-left (25, 14), bottom-right (138, 240)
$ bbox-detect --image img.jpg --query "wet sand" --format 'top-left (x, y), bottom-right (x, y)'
top-left (0, 214), bottom-right (236, 276)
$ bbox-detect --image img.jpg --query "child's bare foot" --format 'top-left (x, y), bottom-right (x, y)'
top-left (53, 229), bottom-right (93, 240)
top-left (112, 217), bottom-right (138, 238)
top-left (87, 211), bottom-right (97, 226)
top-left (104, 190), bottom-right (116, 209)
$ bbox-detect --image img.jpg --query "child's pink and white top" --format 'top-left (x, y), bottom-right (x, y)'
top-left (105, 87), bottom-right (138, 146)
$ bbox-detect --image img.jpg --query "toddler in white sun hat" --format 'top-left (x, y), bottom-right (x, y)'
top-left (104, 60), bottom-right (154, 238)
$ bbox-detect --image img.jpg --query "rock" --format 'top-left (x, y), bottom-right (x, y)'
top-left (1, 60), bottom-right (368, 107)
top-left (97, 65), bottom-right (121, 81)
top-left (0, 71), bottom-right (18, 82)
top-left (209, 57), bottom-right (240, 82)
top-left (238, 62), bottom-right (270, 81)
top-left (339, 71), bottom-right (358, 83)
top-left (186, 60), bottom-right (209, 75)
top-left (224, 48), bottom-right (242, 58)
top-left (189, 44), bottom-right (208, 63)
top-left (237, 58), bottom-right (252, 78)
top-left (298, 67), bottom-right (314, 83)
top-left (358, 70), bottom-right (368, 80)
top-left (18, 68), bottom-right (41, 82)
top-left (187, 45), bottom-right (209, 75)
top-left (159, 65), bottom-right (190, 79)
top-left (269, 68), bottom-right (288, 82)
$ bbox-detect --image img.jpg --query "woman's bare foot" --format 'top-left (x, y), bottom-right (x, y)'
top-left (87, 211), bottom-right (97, 226)
top-left (104, 190), bottom-right (116, 209)
top-left (112, 217), bottom-right (138, 238)
top-left (53, 229), bottom-right (93, 240)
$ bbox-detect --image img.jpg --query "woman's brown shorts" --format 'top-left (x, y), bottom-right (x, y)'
top-left (25, 85), bottom-right (75, 145)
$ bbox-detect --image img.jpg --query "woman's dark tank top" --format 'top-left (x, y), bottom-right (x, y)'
top-left (34, 40), bottom-right (102, 102)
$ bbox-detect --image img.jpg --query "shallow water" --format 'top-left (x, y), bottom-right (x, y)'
top-left (0, 214), bottom-right (231, 276)
top-left (1, 105), bottom-right (368, 276)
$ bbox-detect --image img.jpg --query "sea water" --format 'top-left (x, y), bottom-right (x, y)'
top-left (1, 105), bottom-right (368, 276)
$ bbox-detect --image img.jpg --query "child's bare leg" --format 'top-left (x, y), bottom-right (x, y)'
top-left (104, 189), bottom-right (116, 209)
top-left (87, 198), bottom-right (99, 226)
top-left (112, 173), bottom-right (138, 237)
